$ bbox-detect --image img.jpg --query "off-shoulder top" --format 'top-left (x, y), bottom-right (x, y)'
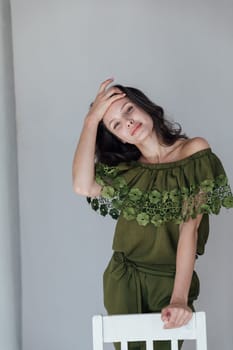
top-left (87, 148), bottom-right (233, 265)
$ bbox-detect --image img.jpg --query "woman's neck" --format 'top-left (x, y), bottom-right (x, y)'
top-left (136, 135), bottom-right (186, 164)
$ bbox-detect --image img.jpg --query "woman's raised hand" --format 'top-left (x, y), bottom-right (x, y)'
top-left (86, 78), bottom-right (126, 123)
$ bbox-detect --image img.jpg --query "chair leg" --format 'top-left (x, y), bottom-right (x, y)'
top-left (171, 340), bottom-right (179, 350)
top-left (121, 341), bottom-right (128, 350)
top-left (146, 340), bottom-right (153, 350)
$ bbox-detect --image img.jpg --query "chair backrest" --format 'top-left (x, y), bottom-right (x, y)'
top-left (92, 312), bottom-right (207, 350)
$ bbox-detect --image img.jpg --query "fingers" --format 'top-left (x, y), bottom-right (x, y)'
top-left (98, 78), bottom-right (122, 93)
top-left (161, 308), bottom-right (171, 323)
top-left (162, 307), bottom-right (179, 328)
top-left (105, 87), bottom-right (124, 99)
top-left (161, 306), bottom-right (192, 329)
top-left (87, 78), bottom-right (126, 123)
top-left (175, 308), bottom-right (192, 327)
top-left (98, 79), bottom-right (124, 99)
top-left (87, 79), bottom-right (126, 122)
top-left (98, 78), bottom-right (114, 93)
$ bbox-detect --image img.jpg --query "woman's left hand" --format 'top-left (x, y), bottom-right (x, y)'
top-left (161, 303), bottom-right (193, 329)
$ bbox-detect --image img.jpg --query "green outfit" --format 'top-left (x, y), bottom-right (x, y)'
top-left (87, 148), bottom-right (233, 350)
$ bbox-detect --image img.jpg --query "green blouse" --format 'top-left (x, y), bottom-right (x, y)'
top-left (87, 148), bottom-right (233, 265)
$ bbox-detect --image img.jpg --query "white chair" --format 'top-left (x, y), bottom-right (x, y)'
top-left (92, 312), bottom-right (207, 350)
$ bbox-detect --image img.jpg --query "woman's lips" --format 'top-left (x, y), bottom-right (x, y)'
top-left (131, 123), bottom-right (142, 136)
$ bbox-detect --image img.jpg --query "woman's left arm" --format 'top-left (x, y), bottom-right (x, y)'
top-left (161, 214), bottom-right (203, 329)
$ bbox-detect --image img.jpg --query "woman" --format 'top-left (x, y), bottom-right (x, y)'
top-left (72, 79), bottom-right (233, 350)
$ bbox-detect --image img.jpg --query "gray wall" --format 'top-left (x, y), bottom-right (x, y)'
top-left (0, 0), bottom-right (21, 349)
top-left (10, 1), bottom-right (233, 350)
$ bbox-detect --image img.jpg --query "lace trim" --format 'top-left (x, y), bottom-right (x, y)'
top-left (87, 172), bottom-right (233, 227)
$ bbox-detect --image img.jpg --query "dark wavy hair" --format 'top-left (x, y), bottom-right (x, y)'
top-left (95, 85), bottom-right (188, 165)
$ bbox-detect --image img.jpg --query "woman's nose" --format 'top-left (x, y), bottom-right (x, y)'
top-left (127, 119), bottom-right (134, 128)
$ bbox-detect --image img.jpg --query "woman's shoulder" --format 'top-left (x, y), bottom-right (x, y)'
top-left (180, 137), bottom-right (210, 158)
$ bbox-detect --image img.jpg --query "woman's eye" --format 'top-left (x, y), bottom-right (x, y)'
top-left (127, 106), bottom-right (133, 113)
top-left (113, 122), bottom-right (120, 129)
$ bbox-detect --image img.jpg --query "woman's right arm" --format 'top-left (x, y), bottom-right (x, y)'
top-left (72, 79), bottom-right (125, 197)
top-left (72, 116), bottom-right (102, 197)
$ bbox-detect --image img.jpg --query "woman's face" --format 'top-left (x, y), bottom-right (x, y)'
top-left (102, 97), bottom-right (154, 144)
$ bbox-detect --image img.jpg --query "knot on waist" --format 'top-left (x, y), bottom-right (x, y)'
top-left (113, 251), bottom-right (136, 267)
top-left (112, 251), bottom-right (176, 279)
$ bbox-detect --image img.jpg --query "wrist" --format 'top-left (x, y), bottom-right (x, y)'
top-left (170, 296), bottom-right (188, 305)
top-left (84, 114), bottom-right (100, 128)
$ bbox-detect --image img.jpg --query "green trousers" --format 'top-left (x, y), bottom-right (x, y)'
top-left (103, 252), bottom-right (200, 350)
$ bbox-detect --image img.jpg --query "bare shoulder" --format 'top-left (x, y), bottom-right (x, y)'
top-left (181, 137), bottom-right (210, 157)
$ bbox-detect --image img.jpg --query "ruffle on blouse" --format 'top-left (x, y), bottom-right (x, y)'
top-left (87, 148), bottom-right (233, 227)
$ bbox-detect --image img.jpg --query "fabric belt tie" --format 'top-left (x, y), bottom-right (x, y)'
top-left (109, 251), bottom-right (176, 313)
